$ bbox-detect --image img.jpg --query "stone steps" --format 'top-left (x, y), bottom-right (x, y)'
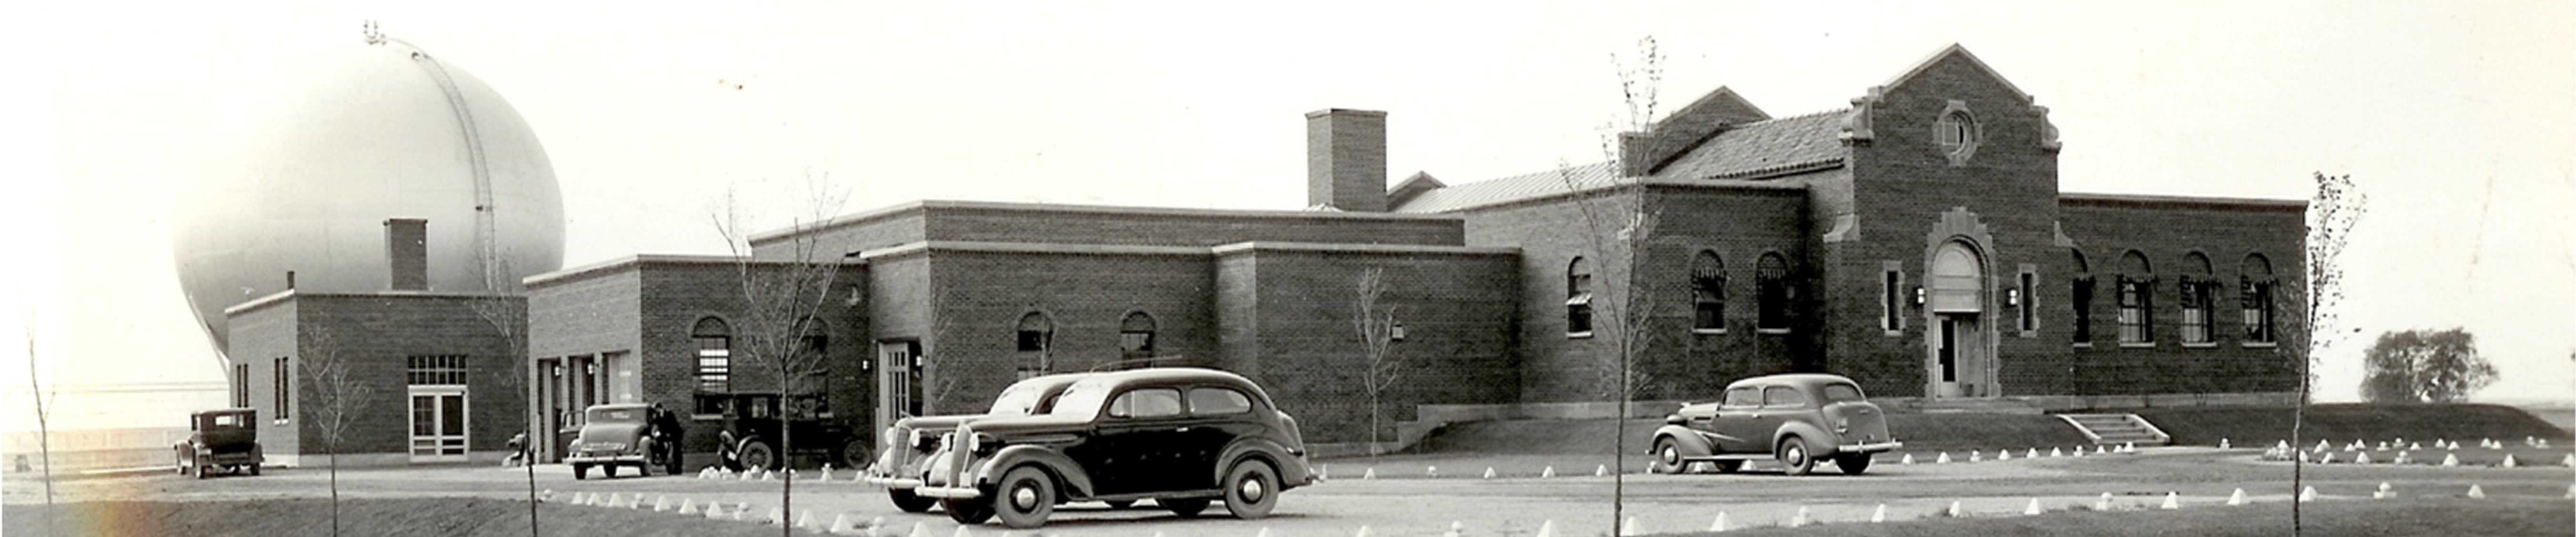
top-left (2057, 413), bottom-right (2173, 445)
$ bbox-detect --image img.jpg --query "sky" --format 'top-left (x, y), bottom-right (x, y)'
top-left (4, 1), bottom-right (2571, 431)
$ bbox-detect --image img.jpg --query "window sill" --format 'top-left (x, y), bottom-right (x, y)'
top-left (692, 414), bottom-right (724, 421)
top-left (1757, 328), bottom-right (1792, 335)
top-left (2241, 342), bottom-right (2278, 348)
top-left (272, 419), bottom-right (291, 425)
top-left (1567, 332), bottom-right (1595, 340)
top-left (1882, 329), bottom-right (1902, 337)
top-left (2018, 330), bottom-right (2037, 338)
top-left (2120, 342), bottom-right (2156, 349)
top-left (2072, 342), bottom-right (2093, 349)
top-left (1691, 328), bottom-right (1727, 336)
top-left (2182, 342), bottom-right (2218, 348)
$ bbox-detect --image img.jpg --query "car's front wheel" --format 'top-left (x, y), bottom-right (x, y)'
top-left (888, 488), bottom-right (936, 513)
top-left (1221, 461), bottom-right (1279, 519)
top-left (738, 441), bottom-right (776, 471)
top-left (995, 466), bottom-right (1057, 528)
top-left (1777, 436), bottom-right (1816, 476)
top-left (942, 498), bottom-right (996, 524)
top-left (1834, 453), bottom-right (1872, 476)
top-left (174, 448), bottom-right (190, 475)
top-left (603, 464), bottom-right (619, 478)
top-left (1649, 438), bottom-right (1686, 474)
top-left (843, 440), bottom-right (874, 470)
top-left (573, 463), bottom-right (590, 480)
top-left (1160, 497), bottom-right (1210, 518)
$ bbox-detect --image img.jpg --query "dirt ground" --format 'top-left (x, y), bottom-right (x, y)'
top-left (6, 448), bottom-right (2571, 537)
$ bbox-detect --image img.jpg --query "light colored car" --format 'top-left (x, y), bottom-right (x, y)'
top-left (867, 373), bottom-right (1094, 512)
top-left (565, 404), bottom-right (677, 479)
top-left (1648, 373), bottom-right (1901, 476)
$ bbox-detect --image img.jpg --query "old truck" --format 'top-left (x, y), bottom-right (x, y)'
top-left (174, 408), bottom-right (263, 478)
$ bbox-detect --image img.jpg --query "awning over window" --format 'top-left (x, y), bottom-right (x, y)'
top-left (1565, 293), bottom-right (1593, 306)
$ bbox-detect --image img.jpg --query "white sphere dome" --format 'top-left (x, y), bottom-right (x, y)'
top-left (172, 39), bottom-right (565, 353)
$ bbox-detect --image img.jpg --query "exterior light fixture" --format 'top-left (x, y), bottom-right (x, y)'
top-left (1912, 286), bottom-right (1927, 306)
top-left (1390, 324), bottom-right (1407, 341)
top-left (2006, 288), bottom-right (2022, 306)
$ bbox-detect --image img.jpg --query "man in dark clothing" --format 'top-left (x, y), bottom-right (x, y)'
top-left (647, 404), bottom-right (686, 474)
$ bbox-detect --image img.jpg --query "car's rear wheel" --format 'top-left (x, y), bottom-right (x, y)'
top-left (994, 466), bottom-right (1057, 528)
top-left (1649, 438), bottom-right (1685, 474)
top-left (1160, 497), bottom-right (1210, 518)
top-left (1221, 461), bottom-right (1279, 519)
top-left (942, 498), bottom-right (995, 524)
top-left (573, 463), bottom-right (590, 480)
top-left (1835, 453), bottom-right (1872, 475)
top-left (739, 441), bottom-right (776, 470)
top-left (604, 464), bottom-right (619, 478)
top-left (888, 488), bottom-right (936, 513)
top-left (1777, 436), bottom-right (1815, 476)
top-left (843, 440), bottom-right (874, 469)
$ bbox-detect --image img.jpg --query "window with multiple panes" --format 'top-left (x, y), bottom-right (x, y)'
top-left (1690, 252), bottom-right (1725, 333)
top-left (2178, 253), bottom-right (2215, 344)
top-left (272, 357), bottom-right (290, 420)
top-left (1756, 253), bottom-right (1791, 332)
top-left (1119, 312), bottom-right (1157, 359)
top-left (2017, 272), bottom-right (2037, 333)
top-left (2118, 252), bottom-right (2153, 345)
top-left (1016, 312), bottom-right (1053, 378)
top-left (1881, 269), bottom-right (1903, 333)
top-left (2242, 254), bottom-right (2278, 344)
top-left (406, 355), bottom-right (468, 385)
top-left (2071, 250), bottom-right (2093, 345)
top-left (232, 364), bottom-right (250, 408)
top-left (1566, 257), bottom-right (1595, 336)
top-left (692, 317), bottom-right (731, 394)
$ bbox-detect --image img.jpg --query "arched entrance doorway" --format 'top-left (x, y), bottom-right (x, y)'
top-left (1926, 240), bottom-right (1995, 397)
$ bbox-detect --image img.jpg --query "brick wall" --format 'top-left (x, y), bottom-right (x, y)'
top-left (224, 293), bottom-right (527, 464)
top-left (758, 202), bottom-right (1467, 261)
top-left (896, 245), bottom-right (1218, 415)
top-left (634, 259), bottom-right (871, 459)
top-left (1214, 244), bottom-right (1520, 443)
top-left (2059, 198), bottom-right (2305, 395)
top-left (226, 297), bottom-right (300, 458)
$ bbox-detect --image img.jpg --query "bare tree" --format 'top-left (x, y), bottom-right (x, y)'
top-left (464, 255), bottom-right (542, 537)
top-left (1351, 267), bottom-right (1405, 456)
top-left (23, 304), bottom-right (60, 537)
top-left (709, 180), bottom-right (849, 537)
top-left (1548, 34), bottom-right (1669, 537)
top-left (2286, 172), bottom-right (2364, 536)
top-left (300, 325), bottom-right (374, 537)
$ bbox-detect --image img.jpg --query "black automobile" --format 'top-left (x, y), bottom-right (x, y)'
top-left (716, 393), bottom-right (871, 471)
top-left (866, 372), bottom-right (1093, 513)
top-left (174, 408), bottom-right (262, 478)
top-left (565, 403), bottom-right (683, 478)
top-left (916, 368), bottom-right (1314, 528)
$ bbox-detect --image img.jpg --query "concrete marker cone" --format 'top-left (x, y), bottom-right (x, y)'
top-left (2027, 448), bottom-right (2040, 459)
top-left (2074, 447), bottom-right (2086, 457)
top-left (1871, 503), bottom-right (1887, 523)
top-left (2395, 451), bottom-right (2412, 465)
top-left (2023, 498), bottom-right (2042, 516)
top-left (601, 493), bottom-right (618, 507)
top-left (1362, 467), bottom-right (1375, 480)
top-left (2564, 484), bottom-right (2574, 500)
top-left (2159, 492), bottom-right (2179, 509)
top-left (2314, 439), bottom-right (2332, 452)
top-left (2097, 445), bottom-right (2108, 454)
top-left (1619, 516), bottom-right (1638, 536)
top-left (821, 464), bottom-right (834, 480)
top-left (1352, 525), bottom-right (1369, 537)
top-left (1427, 465), bottom-right (1438, 478)
top-left (2301, 486), bottom-right (2319, 502)
top-left (1790, 506), bottom-right (1811, 527)
top-left (2501, 454), bottom-right (2518, 468)
top-left (2226, 488), bottom-right (2247, 506)
top-left (1535, 519), bottom-right (1556, 537)
top-left (1997, 449), bottom-right (2011, 461)
top-left (1595, 464), bottom-right (1608, 476)
top-left (870, 517), bottom-right (891, 537)
top-left (705, 504), bottom-right (725, 520)
top-left (2275, 440), bottom-right (2290, 451)
top-left (2465, 484), bottom-right (2486, 498)
top-left (2320, 452), bottom-right (2336, 465)
top-left (2374, 482), bottom-right (2395, 499)
top-left (1708, 512), bottom-right (1728, 532)
top-left (906, 522), bottom-right (929, 537)
top-left (628, 494), bottom-right (643, 509)
top-left (2219, 438), bottom-right (2231, 449)
top-left (767, 506), bottom-right (785, 525)
top-left (830, 514), bottom-right (853, 535)
top-left (1319, 464), bottom-right (1328, 480)
top-left (949, 526), bottom-right (971, 537)
top-left (2356, 452), bottom-right (2374, 465)
top-left (1970, 451), bottom-right (1983, 463)
top-left (797, 509), bottom-right (816, 529)
top-left (1443, 520), bottom-right (1465, 537)
top-left (2124, 441), bottom-right (2136, 453)
top-left (2442, 453), bottom-right (2460, 466)
top-left (733, 502), bottom-right (750, 521)
top-left (1482, 466), bottom-right (1497, 479)
top-left (2564, 454), bottom-right (2576, 467)
top-left (2409, 442), bottom-right (2423, 450)
top-left (1541, 466), bottom-right (1556, 478)
top-left (2051, 447), bottom-right (2063, 457)
top-left (1945, 500), bottom-right (1962, 517)
top-left (1937, 452), bottom-right (1952, 464)
top-left (2094, 492), bottom-right (2113, 511)
top-left (678, 498), bottom-right (699, 515)
top-left (1256, 528), bottom-right (1271, 537)
top-left (2375, 441), bottom-right (2388, 451)
top-left (654, 495), bottom-right (671, 512)
top-left (1902, 453), bottom-right (1915, 465)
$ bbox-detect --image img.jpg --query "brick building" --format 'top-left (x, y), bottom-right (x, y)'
top-left (515, 44), bottom-right (2304, 457)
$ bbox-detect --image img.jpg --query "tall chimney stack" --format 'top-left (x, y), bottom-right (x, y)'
top-left (1306, 109), bottom-right (1388, 212)
top-left (384, 218), bottom-right (428, 291)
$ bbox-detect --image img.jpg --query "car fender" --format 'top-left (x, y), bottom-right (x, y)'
top-left (971, 445), bottom-right (1095, 498)
top-left (1650, 425), bottom-right (1718, 457)
top-left (1774, 420), bottom-right (1842, 454)
top-left (1213, 437), bottom-right (1310, 488)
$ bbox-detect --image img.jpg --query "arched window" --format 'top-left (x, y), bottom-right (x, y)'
top-left (1118, 312), bottom-right (1157, 359)
top-left (2179, 253), bottom-right (2216, 344)
top-left (2241, 254), bottom-right (2277, 344)
top-left (1566, 257), bottom-right (1595, 336)
top-left (1756, 253), bottom-right (1791, 332)
top-left (1690, 251), bottom-right (1725, 333)
top-left (692, 317), bottom-right (733, 415)
top-left (2070, 249), bottom-right (2094, 345)
top-left (1016, 312), bottom-right (1054, 378)
top-left (2117, 252), bottom-right (2153, 345)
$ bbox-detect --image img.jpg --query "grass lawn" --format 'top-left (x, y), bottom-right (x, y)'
top-left (2140, 403), bottom-right (2572, 448)
top-left (1670, 497), bottom-right (2573, 537)
top-left (0, 497), bottom-right (835, 537)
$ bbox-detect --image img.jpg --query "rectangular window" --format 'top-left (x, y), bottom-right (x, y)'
top-left (232, 364), bottom-right (250, 408)
top-left (1120, 331), bottom-right (1157, 358)
top-left (272, 357), bottom-right (290, 420)
top-left (1016, 330), bottom-right (1049, 352)
top-left (406, 355), bottom-right (469, 385)
top-left (1565, 293), bottom-right (1594, 336)
top-left (2180, 278), bottom-right (2213, 344)
top-left (1881, 269), bottom-right (1902, 333)
top-left (2071, 277), bottom-right (2094, 345)
top-left (2017, 272), bottom-right (2037, 334)
top-left (694, 335), bottom-right (731, 393)
top-left (1691, 283), bottom-right (1725, 333)
top-left (2242, 280), bottom-right (2277, 344)
top-left (2117, 277), bottom-right (2153, 345)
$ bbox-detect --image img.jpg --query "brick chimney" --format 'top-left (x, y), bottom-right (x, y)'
top-left (1306, 109), bottom-right (1388, 212)
top-left (384, 218), bottom-right (428, 291)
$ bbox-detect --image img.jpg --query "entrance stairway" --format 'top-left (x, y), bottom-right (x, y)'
top-left (1877, 397), bottom-right (2046, 415)
top-left (2057, 414), bottom-right (2173, 446)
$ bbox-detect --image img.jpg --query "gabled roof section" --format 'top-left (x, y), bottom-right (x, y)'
top-left (1650, 109), bottom-right (1849, 181)
top-left (1883, 44), bottom-right (2033, 104)
top-left (1621, 87), bottom-right (1773, 175)
top-left (1389, 162), bottom-right (1619, 213)
top-left (1386, 172), bottom-right (1446, 209)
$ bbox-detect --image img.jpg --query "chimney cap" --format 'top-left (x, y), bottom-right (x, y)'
top-left (1305, 108), bottom-right (1387, 119)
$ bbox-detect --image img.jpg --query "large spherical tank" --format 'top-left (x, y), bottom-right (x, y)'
top-left (172, 41), bottom-right (565, 353)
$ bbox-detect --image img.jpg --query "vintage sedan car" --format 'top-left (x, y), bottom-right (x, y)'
top-left (916, 368), bottom-right (1315, 528)
top-left (1649, 373), bottom-right (1902, 476)
top-left (714, 393), bottom-right (870, 472)
top-left (175, 408), bottom-right (262, 478)
top-left (565, 404), bottom-right (681, 479)
top-left (867, 372), bottom-right (1094, 513)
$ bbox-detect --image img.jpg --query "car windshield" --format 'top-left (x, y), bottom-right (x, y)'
top-left (207, 414), bottom-right (251, 429)
top-left (1820, 383), bottom-right (1867, 403)
top-left (987, 383), bottom-right (1052, 415)
top-left (1050, 379), bottom-right (1117, 421)
top-left (586, 407), bottom-right (643, 423)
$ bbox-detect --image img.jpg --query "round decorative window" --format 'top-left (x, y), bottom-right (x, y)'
top-left (1934, 107), bottom-right (1979, 164)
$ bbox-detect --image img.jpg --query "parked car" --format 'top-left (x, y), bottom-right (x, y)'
top-left (1648, 373), bottom-right (1902, 476)
top-left (565, 403), bottom-right (683, 479)
top-left (716, 393), bottom-right (870, 471)
top-left (867, 372), bottom-right (1095, 513)
top-left (174, 408), bottom-right (263, 479)
top-left (916, 368), bottom-right (1315, 528)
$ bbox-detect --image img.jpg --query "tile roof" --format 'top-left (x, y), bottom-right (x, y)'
top-left (1391, 110), bottom-right (1848, 213)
